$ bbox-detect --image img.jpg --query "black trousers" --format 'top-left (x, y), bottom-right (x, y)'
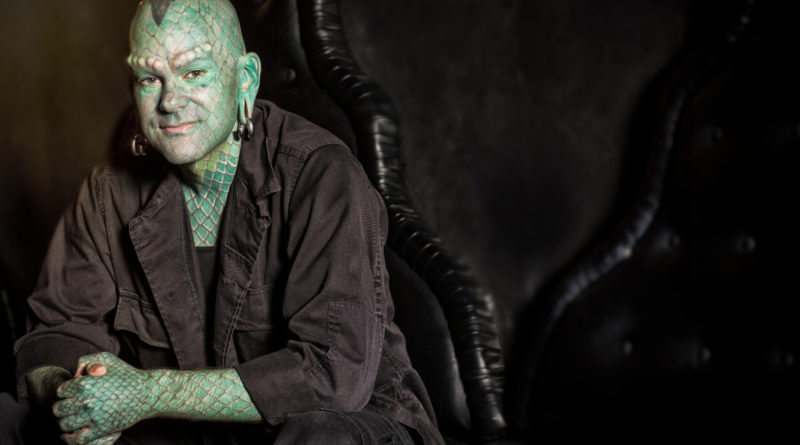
top-left (0, 393), bottom-right (418, 445)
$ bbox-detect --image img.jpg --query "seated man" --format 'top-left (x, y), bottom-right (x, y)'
top-left (0, 1), bottom-right (442, 444)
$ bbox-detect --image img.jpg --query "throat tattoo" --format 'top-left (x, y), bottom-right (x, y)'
top-left (183, 142), bottom-right (240, 246)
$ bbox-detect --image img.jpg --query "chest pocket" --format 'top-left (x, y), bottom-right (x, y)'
top-left (113, 290), bottom-right (176, 368)
top-left (232, 283), bottom-right (286, 361)
top-left (114, 291), bottom-right (170, 348)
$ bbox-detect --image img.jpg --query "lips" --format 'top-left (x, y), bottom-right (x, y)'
top-left (160, 122), bottom-right (197, 133)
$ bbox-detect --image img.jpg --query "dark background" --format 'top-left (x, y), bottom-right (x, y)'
top-left (0, 0), bottom-right (688, 359)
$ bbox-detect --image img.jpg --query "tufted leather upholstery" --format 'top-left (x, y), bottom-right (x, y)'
top-left (514, 1), bottom-right (800, 441)
top-left (231, 0), bottom-right (507, 441)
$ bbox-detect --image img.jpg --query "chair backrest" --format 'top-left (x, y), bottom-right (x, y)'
top-left (514, 1), bottom-right (800, 440)
top-left (231, 0), bottom-right (507, 440)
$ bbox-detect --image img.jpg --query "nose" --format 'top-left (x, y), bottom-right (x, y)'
top-left (158, 80), bottom-right (189, 113)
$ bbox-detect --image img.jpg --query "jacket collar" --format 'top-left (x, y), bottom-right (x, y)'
top-left (128, 100), bottom-right (280, 368)
top-left (128, 167), bottom-right (209, 369)
top-left (235, 100), bottom-right (282, 214)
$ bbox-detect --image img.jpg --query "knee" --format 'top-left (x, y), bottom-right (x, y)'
top-left (0, 393), bottom-right (32, 444)
top-left (274, 410), bottom-right (362, 445)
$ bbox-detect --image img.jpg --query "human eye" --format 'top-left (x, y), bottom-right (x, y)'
top-left (183, 69), bottom-right (207, 80)
top-left (138, 76), bottom-right (161, 87)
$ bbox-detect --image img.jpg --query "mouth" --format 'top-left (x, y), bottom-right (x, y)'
top-left (160, 122), bottom-right (198, 133)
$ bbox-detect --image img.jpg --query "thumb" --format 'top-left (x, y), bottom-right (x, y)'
top-left (86, 363), bottom-right (108, 377)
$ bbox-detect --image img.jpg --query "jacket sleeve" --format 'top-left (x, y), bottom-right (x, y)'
top-left (235, 144), bottom-right (389, 424)
top-left (14, 169), bottom-right (120, 397)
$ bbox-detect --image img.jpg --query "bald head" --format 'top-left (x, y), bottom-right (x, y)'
top-left (128, 0), bottom-right (245, 71)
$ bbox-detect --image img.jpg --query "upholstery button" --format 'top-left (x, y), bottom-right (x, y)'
top-left (669, 233), bottom-right (681, 250)
top-left (623, 341), bottom-right (633, 356)
top-left (700, 347), bottom-right (711, 363)
top-left (283, 67), bottom-right (297, 84)
top-left (736, 234), bottom-right (757, 254)
top-left (787, 353), bottom-right (795, 368)
top-left (713, 126), bottom-right (724, 142)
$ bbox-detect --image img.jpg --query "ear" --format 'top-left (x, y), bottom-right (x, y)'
top-left (237, 52), bottom-right (262, 124)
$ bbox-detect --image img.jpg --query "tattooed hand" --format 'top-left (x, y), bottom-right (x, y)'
top-left (51, 351), bottom-right (261, 444)
top-left (53, 353), bottom-right (149, 445)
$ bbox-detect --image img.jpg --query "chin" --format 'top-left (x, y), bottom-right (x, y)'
top-left (154, 146), bottom-right (203, 165)
top-left (151, 136), bottom-right (205, 163)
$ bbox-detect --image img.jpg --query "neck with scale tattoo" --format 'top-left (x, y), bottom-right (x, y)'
top-left (182, 137), bottom-right (241, 247)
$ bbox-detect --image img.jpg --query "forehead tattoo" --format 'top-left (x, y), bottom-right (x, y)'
top-left (150, 0), bottom-right (175, 26)
top-left (129, 0), bottom-right (246, 72)
top-left (128, 43), bottom-right (213, 72)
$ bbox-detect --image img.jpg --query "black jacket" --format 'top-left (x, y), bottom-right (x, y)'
top-left (14, 100), bottom-right (443, 444)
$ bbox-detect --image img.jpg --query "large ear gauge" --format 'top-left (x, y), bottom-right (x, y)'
top-left (130, 134), bottom-right (149, 156)
top-left (237, 100), bottom-right (254, 141)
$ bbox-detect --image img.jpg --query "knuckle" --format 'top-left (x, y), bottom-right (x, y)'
top-left (59, 418), bottom-right (77, 433)
top-left (76, 429), bottom-right (91, 445)
top-left (56, 381), bottom-right (70, 395)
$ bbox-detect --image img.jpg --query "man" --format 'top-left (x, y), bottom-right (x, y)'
top-left (0, 1), bottom-right (443, 444)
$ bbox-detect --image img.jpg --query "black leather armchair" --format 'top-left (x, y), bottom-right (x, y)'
top-left (259, 1), bottom-right (798, 442)
top-left (232, 0), bottom-right (506, 442)
top-left (514, 1), bottom-right (800, 441)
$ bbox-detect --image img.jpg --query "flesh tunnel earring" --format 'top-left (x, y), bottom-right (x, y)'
top-left (130, 134), bottom-right (149, 157)
top-left (237, 100), bottom-right (254, 141)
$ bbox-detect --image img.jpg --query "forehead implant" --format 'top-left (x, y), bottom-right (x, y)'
top-left (128, 43), bottom-right (213, 71)
top-left (130, 0), bottom-right (245, 62)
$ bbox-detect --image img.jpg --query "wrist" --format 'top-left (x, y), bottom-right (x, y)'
top-left (144, 368), bottom-right (183, 419)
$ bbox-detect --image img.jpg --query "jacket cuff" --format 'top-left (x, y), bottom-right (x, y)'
top-left (14, 334), bottom-right (102, 398)
top-left (235, 349), bottom-right (323, 425)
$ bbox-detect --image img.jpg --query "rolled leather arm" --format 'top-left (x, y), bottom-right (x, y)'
top-left (297, 0), bottom-right (507, 439)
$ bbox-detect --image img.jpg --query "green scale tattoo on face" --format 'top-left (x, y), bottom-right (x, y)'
top-left (128, 0), bottom-right (260, 246)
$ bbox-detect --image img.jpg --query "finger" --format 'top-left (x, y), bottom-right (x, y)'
top-left (56, 377), bottom-right (82, 399)
top-left (53, 398), bottom-right (85, 418)
top-left (77, 352), bottom-right (115, 372)
top-left (86, 432), bottom-right (121, 445)
top-left (75, 426), bottom-right (102, 445)
top-left (62, 426), bottom-right (100, 445)
top-left (61, 428), bottom-right (85, 445)
top-left (58, 414), bottom-right (88, 433)
top-left (86, 363), bottom-right (107, 377)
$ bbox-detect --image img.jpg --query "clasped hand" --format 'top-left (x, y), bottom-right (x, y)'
top-left (52, 352), bottom-right (151, 445)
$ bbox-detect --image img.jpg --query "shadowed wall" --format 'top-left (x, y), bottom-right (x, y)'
top-left (0, 1), bottom-right (137, 297)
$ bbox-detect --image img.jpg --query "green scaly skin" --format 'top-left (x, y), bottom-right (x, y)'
top-left (128, 0), bottom-right (257, 246)
top-left (182, 141), bottom-right (240, 246)
top-left (33, 1), bottom-right (264, 443)
top-left (52, 353), bottom-right (260, 445)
